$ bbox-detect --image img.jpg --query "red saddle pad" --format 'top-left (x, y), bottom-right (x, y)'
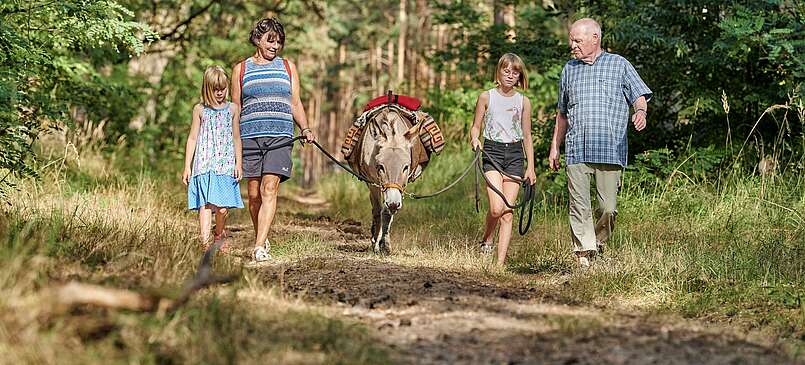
top-left (363, 94), bottom-right (421, 112)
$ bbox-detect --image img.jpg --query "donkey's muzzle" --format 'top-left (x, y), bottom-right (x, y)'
top-left (382, 187), bottom-right (403, 214)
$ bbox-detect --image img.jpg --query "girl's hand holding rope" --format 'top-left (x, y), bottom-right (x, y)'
top-left (524, 166), bottom-right (536, 185)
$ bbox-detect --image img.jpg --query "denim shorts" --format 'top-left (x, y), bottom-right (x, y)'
top-left (482, 139), bottom-right (524, 178)
top-left (242, 136), bottom-right (293, 182)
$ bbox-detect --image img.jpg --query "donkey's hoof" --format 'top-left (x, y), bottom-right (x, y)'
top-left (379, 244), bottom-right (391, 256)
top-left (371, 244), bottom-right (391, 256)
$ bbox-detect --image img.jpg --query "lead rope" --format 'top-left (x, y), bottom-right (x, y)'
top-left (242, 138), bottom-right (537, 234)
top-left (241, 137), bottom-right (383, 189)
top-left (474, 147), bottom-right (538, 235)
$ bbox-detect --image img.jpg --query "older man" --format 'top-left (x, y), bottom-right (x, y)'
top-left (549, 18), bottom-right (652, 268)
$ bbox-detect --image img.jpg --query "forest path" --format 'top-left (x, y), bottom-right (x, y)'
top-left (220, 192), bottom-right (797, 365)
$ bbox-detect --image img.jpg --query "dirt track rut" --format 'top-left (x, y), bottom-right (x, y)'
top-left (228, 196), bottom-right (799, 364)
top-left (259, 256), bottom-right (795, 365)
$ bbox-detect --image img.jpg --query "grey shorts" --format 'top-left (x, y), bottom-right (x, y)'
top-left (482, 140), bottom-right (524, 178)
top-left (242, 136), bottom-right (293, 182)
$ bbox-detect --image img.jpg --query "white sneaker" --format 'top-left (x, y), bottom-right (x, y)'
top-left (253, 241), bottom-right (271, 262)
top-left (479, 242), bottom-right (494, 255)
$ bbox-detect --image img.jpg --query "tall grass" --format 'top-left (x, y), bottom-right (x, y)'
top-left (318, 132), bottom-right (804, 353)
top-left (0, 137), bottom-right (389, 364)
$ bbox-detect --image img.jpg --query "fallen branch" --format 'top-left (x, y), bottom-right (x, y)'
top-left (55, 240), bottom-right (238, 314)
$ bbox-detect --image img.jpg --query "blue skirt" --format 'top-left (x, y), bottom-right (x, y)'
top-left (187, 172), bottom-right (244, 210)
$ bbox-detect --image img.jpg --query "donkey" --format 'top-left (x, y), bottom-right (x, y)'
top-left (353, 108), bottom-right (423, 255)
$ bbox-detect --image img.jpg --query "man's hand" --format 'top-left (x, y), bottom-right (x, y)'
top-left (548, 147), bottom-right (561, 171)
top-left (632, 110), bottom-right (647, 131)
top-left (471, 138), bottom-right (481, 151)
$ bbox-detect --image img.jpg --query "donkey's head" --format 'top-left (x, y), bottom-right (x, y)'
top-left (364, 109), bottom-right (421, 214)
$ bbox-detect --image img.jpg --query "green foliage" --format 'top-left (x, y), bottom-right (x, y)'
top-left (425, 86), bottom-right (480, 135)
top-left (626, 145), bottom-right (731, 189)
top-left (716, 3), bottom-right (804, 87)
top-left (0, 0), bottom-right (155, 192)
top-left (582, 1), bottom-right (803, 157)
top-left (429, 0), bottom-right (804, 169)
top-left (431, 1), bottom-right (566, 89)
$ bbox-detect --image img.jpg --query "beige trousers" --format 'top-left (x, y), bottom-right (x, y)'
top-left (566, 163), bottom-right (622, 252)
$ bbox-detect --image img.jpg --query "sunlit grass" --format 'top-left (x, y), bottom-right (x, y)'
top-left (317, 144), bottom-right (805, 351)
top-left (1, 132), bottom-right (803, 361)
top-left (0, 141), bottom-right (390, 364)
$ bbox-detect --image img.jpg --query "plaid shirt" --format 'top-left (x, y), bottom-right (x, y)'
top-left (557, 52), bottom-right (652, 167)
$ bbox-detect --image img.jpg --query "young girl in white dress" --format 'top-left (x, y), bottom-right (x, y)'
top-left (182, 65), bottom-right (244, 251)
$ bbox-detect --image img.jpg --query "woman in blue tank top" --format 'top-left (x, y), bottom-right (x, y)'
top-left (231, 18), bottom-right (316, 263)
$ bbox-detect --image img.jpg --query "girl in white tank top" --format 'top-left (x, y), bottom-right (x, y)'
top-left (469, 53), bottom-right (536, 266)
top-left (483, 88), bottom-right (525, 143)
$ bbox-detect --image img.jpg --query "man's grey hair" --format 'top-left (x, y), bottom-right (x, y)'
top-left (572, 18), bottom-right (602, 39)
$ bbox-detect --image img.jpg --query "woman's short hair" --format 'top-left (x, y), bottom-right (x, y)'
top-left (494, 53), bottom-right (529, 89)
top-left (201, 65), bottom-right (228, 107)
top-left (250, 18), bottom-right (285, 48)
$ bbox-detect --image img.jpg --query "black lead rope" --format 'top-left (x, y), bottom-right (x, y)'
top-left (474, 152), bottom-right (481, 213)
top-left (242, 138), bottom-right (536, 235)
top-left (407, 151), bottom-right (481, 200)
top-left (475, 147), bottom-right (537, 236)
top-left (241, 137), bottom-right (381, 188)
top-left (242, 136), bottom-right (303, 157)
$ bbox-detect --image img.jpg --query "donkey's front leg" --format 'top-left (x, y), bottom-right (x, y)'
top-left (369, 185), bottom-right (383, 253)
top-left (378, 210), bottom-right (394, 255)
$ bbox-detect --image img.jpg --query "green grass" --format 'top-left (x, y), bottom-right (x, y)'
top-left (1, 137), bottom-right (803, 361)
top-left (0, 145), bottom-right (391, 364)
top-left (319, 145), bottom-right (805, 352)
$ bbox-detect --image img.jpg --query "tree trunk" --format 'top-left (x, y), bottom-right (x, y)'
top-left (387, 40), bottom-right (395, 92)
top-left (437, 25), bottom-right (447, 91)
top-left (302, 87), bottom-right (320, 188)
top-left (397, 0), bottom-right (408, 90)
top-left (328, 111), bottom-right (337, 159)
top-left (370, 41), bottom-right (377, 95)
top-left (337, 42), bottom-right (355, 156)
top-left (127, 4), bottom-right (193, 130)
top-left (333, 42), bottom-right (348, 155)
top-left (376, 45), bottom-right (384, 95)
top-left (413, 0), bottom-right (429, 97)
top-left (127, 47), bottom-right (176, 130)
top-left (494, 1), bottom-right (516, 42)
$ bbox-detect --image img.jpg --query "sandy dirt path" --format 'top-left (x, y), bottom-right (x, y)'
top-left (225, 195), bottom-right (799, 365)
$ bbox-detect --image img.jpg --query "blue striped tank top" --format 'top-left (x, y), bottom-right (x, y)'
top-left (240, 57), bottom-right (293, 139)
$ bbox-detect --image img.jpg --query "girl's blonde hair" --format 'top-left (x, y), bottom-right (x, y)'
top-left (201, 66), bottom-right (229, 107)
top-left (494, 53), bottom-right (528, 89)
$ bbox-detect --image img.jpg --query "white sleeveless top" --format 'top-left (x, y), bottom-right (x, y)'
top-left (482, 88), bottom-right (524, 143)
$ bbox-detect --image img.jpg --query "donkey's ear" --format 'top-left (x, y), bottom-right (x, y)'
top-left (368, 119), bottom-right (382, 140)
top-left (404, 121), bottom-right (422, 141)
